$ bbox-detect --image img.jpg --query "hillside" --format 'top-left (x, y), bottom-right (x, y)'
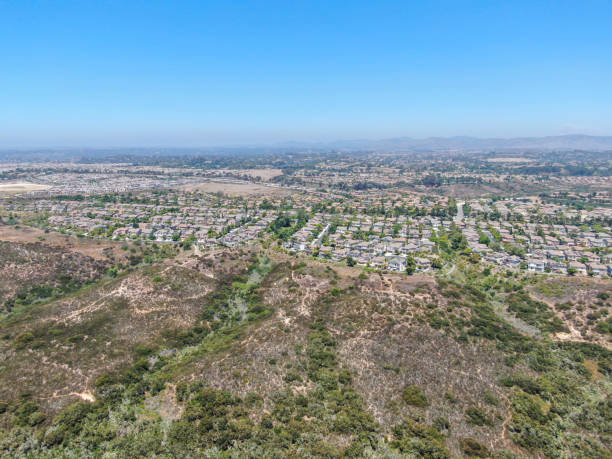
top-left (0, 243), bottom-right (610, 458)
top-left (0, 240), bottom-right (108, 313)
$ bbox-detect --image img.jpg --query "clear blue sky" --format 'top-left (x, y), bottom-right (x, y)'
top-left (1, 1), bottom-right (611, 147)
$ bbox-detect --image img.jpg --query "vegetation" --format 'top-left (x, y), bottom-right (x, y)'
top-left (402, 385), bottom-right (429, 408)
top-left (0, 243), bottom-right (609, 458)
top-left (268, 210), bottom-right (308, 241)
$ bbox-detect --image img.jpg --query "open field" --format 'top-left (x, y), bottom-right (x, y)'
top-left (217, 168), bottom-right (283, 181)
top-left (486, 157), bottom-right (535, 163)
top-left (433, 180), bottom-right (552, 198)
top-left (0, 182), bottom-right (50, 194)
top-left (179, 180), bottom-right (294, 196)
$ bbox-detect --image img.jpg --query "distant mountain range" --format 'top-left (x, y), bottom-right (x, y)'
top-left (280, 134), bottom-right (612, 152)
top-left (1, 135), bottom-right (612, 159)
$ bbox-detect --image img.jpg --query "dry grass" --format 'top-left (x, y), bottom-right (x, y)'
top-left (178, 180), bottom-right (293, 196)
top-left (217, 168), bottom-right (283, 181)
top-left (0, 183), bottom-right (50, 194)
top-left (486, 157), bottom-right (534, 163)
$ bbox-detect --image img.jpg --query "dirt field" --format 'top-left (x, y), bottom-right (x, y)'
top-left (179, 180), bottom-right (294, 196)
top-left (217, 168), bottom-right (283, 181)
top-left (486, 157), bottom-right (534, 163)
top-left (437, 183), bottom-right (505, 198)
top-left (0, 182), bottom-right (50, 194)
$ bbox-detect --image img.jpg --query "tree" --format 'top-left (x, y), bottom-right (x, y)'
top-left (405, 256), bottom-right (416, 275)
top-left (181, 234), bottom-right (196, 250)
top-left (504, 243), bottom-right (526, 258)
top-left (478, 232), bottom-right (490, 245)
top-left (346, 257), bottom-right (356, 267)
top-left (450, 230), bottom-right (467, 251)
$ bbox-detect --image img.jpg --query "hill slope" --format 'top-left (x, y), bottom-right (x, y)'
top-left (0, 247), bottom-right (610, 458)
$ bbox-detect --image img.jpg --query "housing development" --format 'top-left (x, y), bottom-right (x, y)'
top-left (2, 151), bottom-right (610, 278)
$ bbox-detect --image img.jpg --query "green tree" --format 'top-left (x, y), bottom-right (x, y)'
top-left (405, 256), bottom-right (416, 275)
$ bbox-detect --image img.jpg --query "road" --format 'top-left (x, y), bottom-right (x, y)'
top-left (454, 200), bottom-right (464, 223)
top-left (311, 223), bottom-right (330, 247)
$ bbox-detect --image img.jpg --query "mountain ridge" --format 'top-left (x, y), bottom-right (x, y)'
top-left (291, 134), bottom-right (612, 152)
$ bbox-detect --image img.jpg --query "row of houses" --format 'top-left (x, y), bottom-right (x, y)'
top-left (527, 258), bottom-right (611, 277)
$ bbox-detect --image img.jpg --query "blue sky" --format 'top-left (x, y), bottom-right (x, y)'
top-left (1, 1), bottom-right (611, 147)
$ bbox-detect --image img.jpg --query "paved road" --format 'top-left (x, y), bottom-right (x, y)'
top-left (454, 200), bottom-right (464, 223)
top-left (311, 223), bottom-right (330, 247)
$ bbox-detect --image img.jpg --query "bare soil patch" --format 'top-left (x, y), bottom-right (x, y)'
top-left (0, 182), bottom-right (50, 194)
top-left (179, 180), bottom-right (293, 197)
top-left (486, 157), bottom-right (534, 163)
top-left (217, 168), bottom-right (283, 181)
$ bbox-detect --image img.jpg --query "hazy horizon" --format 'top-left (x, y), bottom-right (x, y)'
top-left (2, 134), bottom-right (612, 156)
top-left (3, 132), bottom-right (612, 150)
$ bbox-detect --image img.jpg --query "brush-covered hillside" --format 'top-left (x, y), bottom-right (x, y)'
top-left (0, 243), bottom-right (610, 458)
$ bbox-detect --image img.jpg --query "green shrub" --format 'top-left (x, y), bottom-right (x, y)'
top-left (512, 391), bottom-right (550, 424)
top-left (14, 331), bottom-right (34, 349)
top-left (402, 385), bottom-right (429, 407)
top-left (484, 392), bottom-right (499, 406)
top-left (459, 437), bottom-right (490, 457)
top-left (506, 292), bottom-right (567, 334)
top-left (433, 416), bottom-right (450, 432)
top-left (391, 418), bottom-right (449, 458)
top-left (12, 400), bottom-right (45, 427)
top-left (465, 407), bottom-right (493, 426)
